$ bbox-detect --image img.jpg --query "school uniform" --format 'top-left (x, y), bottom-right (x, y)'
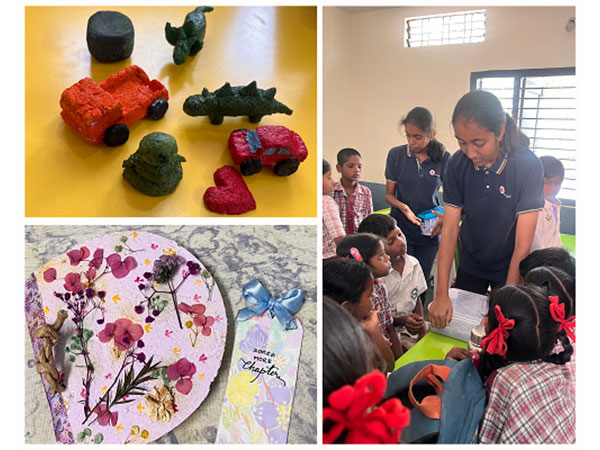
top-left (531, 198), bottom-right (562, 251)
top-left (383, 254), bottom-right (427, 318)
top-left (322, 195), bottom-right (345, 259)
top-left (372, 279), bottom-right (394, 345)
top-left (477, 360), bottom-right (575, 444)
top-left (332, 181), bottom-right (373, 235)
top-left (385, 145), bottom-right (450, 279)
top-left (443, 148), bottom-right (544, 287)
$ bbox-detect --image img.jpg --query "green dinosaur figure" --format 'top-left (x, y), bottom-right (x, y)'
top-left (122, 132), bottom-right (186, 196)
top-left (183, 81), bottom-right (293, 125)
top-left (165, 6), bottom-right (213, 65)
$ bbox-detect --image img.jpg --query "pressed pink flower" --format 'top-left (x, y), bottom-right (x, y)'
top-left (67, 246), bottom-right (90, 266)
top-left (167, 358), bottom-right (196, 395)
top-left (43, 268), bottom-right (57, 282)
top-left (197, 315), bottom-right (215, 336)
top-left (89, 248), bottom-right (104, 269)
top-left (93, 403), bottom-right (118, 427)
top-left (98, 318), bottom-right (144, 351)
top-left (106, 253), bottom-right (137, 279)
top-left (64, 272), bottom-right (84, 293)
top-left (86, 267), bottom-right (97, 281)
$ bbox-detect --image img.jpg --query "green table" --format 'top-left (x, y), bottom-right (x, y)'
top-left (394, 332), bottom-right (467, 370)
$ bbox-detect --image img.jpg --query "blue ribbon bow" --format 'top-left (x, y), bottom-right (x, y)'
top-left (237, 279), bottom-right (304, 330)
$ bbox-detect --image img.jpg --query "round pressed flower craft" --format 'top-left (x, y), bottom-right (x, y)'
top-left (25, 231), bottom-right (227, 444)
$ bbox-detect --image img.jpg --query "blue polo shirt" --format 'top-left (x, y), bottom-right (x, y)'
top-left (443, 148), bottom-right (544, 282)
top-left (385, 145), bottom-right (450, 246)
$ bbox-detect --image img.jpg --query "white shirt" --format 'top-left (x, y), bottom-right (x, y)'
top-left (383, 253), bottom-right (427, 316)
top-left (531, 199), bottom-right (562, 251)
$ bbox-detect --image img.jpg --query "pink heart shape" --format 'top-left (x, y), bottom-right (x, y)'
top-left (204, 166), bottom-right (256, 215)
top-left (106, 253), bottom-right (137, 279)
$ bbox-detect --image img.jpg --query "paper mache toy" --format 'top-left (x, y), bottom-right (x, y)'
top-left (183, 81), bottom-right (293, 125)
top-left (122, 132), bottom-right (186, 196)
top-left (60, 65), bottom-right (169, 146)
top-left (165, 6), bottom-right (213, 65)
top-left (86, 11), bottom-right (135, 63)
top-left (228, 126), bottom-right (308, 176)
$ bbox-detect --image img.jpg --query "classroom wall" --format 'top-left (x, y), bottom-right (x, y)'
top-left (323, 6), bottom-right (576, 183)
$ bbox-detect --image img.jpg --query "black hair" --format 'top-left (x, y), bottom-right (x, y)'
top-left (336, 233), bottom-right (383, 264)
top-left (357, 214), bottom-right (398, 238)
top-left (540, 155), bottom-right (565, 180)
top-left (323, 159), bottom-right (331, 174)
top-left (519, 247), bottom-right (575, 279)
top-left (524, 266), bottom-right (575, 365)
top-left (323, 258), bottom-right (373, 306)
top-left (452, 90), bottom-right (530, 156)
top-left (401, 106), bottom-right (446, 162)
top-left (337, 147), bottom-right (362, 166)
top-left (478, 284), bottom-right (564, 381)
top-left (323, 296), bottom-right (384, 402)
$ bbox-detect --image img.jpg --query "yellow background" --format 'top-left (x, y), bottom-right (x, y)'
top-left (25, 6), bottom-right (316, 217)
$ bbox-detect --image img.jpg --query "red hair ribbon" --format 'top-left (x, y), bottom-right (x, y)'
top-left (548, 295), bottom-right (576, 342)
top-left (323, 370), bottom-right (410, 444)
top-left (349, 247), bottom-right (363, 262)
top-left (480, 304), bottom-right (515, 357)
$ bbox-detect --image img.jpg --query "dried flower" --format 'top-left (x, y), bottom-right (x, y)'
top-left (167, 358), bottom-right (196, 395)
top-left (64, 272), bottom-right (84, 293)
top-left (106, 253), bottom-right (138, 279)
top-left (152, 254), bottom-right (186, 284)
top-left (145, 385), bottom-right (176, 423)
top-left (43, 268), bottom-right (57, 282)
top-left (67, 246), bottom-right (90, 266)
top-left (89, 248), bottom-right (104, 269)
top-left (98, 318), bottom-right (144, 351)
top-left (92, 403), bottom-right (118, 427)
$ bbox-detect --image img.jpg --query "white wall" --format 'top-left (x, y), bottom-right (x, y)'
top-left (323, 6), bottom-right (576, 183)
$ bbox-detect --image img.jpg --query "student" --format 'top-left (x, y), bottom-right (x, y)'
top-left (323, 258), bottom-right (395, 372)
top-left (446, 282), bottom-right (575, 443)
top-left (384, 107), bottom-right (450, 283)
top-left (430, 90), bottom-right (544, 329)
top-left (336, 233), bottom-right (403, 360)
top-left (322, 159), bottom-right (345, 259)
top-left (531, 155), bottom-right (565, 251)
top-left (518, 246), bottom-right (575, 280)
top-left (332, 148), bottom-right (373, 235)
top-left (358, 214), bottom-right (428, 348)
top-left (323, 297), bottom-right (410, 444)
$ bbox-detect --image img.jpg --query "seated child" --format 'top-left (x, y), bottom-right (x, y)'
top-left (322, 296), bottom-right (409, 444)
top-left (358, 214), bottom-right (428, 349)
top-left (519, 246), bottom-right (575, 280)
top-left (336, 233), bottom-right (403, 359)
top-left (323, 258), bottom-right (395, 372)
top-left (531, 155), bottom-right (565, 251)
top-left (322, 159), bottom-right (345, 259)
top-left (447, 280), bottom-right (575, 443)
top-left (332, 148), bottom-right (373, 235)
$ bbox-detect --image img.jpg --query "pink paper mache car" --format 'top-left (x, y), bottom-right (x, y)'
top-left (228, 125), bottom-right (308, 176)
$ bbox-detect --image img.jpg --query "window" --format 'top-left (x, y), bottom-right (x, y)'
top-left (471, 68), bottom-right (576, 201)
top-left (405, 10), bottom-right (486, 48)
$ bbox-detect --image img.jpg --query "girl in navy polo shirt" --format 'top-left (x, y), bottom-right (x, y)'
top-left (384, 107), bottom-right (450, 287)
top-left (429, 90), bottom-right (544, 329)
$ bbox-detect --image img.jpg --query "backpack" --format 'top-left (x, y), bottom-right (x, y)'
top-left (383, 358), bottom-right (486, 444)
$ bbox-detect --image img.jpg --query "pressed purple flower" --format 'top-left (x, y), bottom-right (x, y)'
top-left (152, 309), bottom-right (160, 317)
top-left (85, 288), bottom-right (94, 298)
top-left (137, 352), bottom-right (146, 363)
top-left (138, 283), bottom-right (145, 291)
top-left (97, 318), bottom-right (105, 325)
top-left (64, 293), bottom-right (71, 301)
top-left (143, 272), bottom-right (153, 280)
top-left (137, 339), bottom-right (145, 348)
top-left (145, 316), bottom-right (155, 324)
top-left (97, 291), bottom-right (106, 299)
top-left (134, 305), bottom-right (144, 314)
top-left (186, 261), bottom-right (200, 275)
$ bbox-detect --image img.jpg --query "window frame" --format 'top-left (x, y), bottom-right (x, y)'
top-left (405, 9), bottom-right (487, 48)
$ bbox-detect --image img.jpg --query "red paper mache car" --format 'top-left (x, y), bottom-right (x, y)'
top-left (60, 65), bottom-right (169, 146)
top-left (228, 125), bottom-right (308, 176)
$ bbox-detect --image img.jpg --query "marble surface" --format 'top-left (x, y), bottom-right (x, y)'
top-left (24, 225), bottom-right (317, 444)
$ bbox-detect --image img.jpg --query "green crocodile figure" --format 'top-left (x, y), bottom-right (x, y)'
top-left (122, 132), bottom-right (186, 196)
top-left (183, 81), bottom-right (293, 125)
top-left (165, 6), bottom-right (213, 65)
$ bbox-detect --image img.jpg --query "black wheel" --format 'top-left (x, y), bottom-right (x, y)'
top-left (240, 158), bottom-right (263, 176)
top-left (103, 123), bottom-right (129, 147)
top-left (147, 98), bottom-right (169, 120)
top-left (273, 158), bottom-right (300, 176)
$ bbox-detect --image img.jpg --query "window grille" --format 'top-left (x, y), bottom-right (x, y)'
top-left (405, 10), bottom-right (486, 48)
top-left (471, 68), bottom-right (576, 201)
